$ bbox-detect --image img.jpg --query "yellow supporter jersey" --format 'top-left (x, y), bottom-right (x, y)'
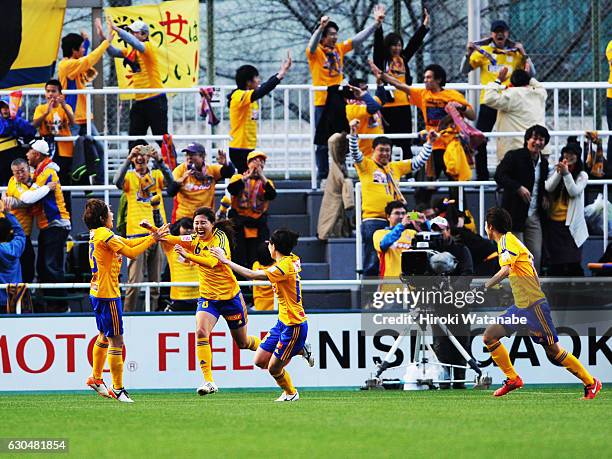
top-left (265, 254), bottom-right (307, 326)
top-left (175, 229), bottom-right (240, 301)
top-left (57, 41), bottom-right (109, 124)
top-left (161, 242), bottom-right (199, 301)
top-left (373, 227), bottom-right (417, 278)
top-left (497, 232), bottom-right (545, 308)
top-left (384, 56), bottom-right (409, 107)
top-left (345, 98), bottom-right (384, 158)
top-left (469, 45), bottom-right (527, 102)
top-left (123, 169), bottom-right (166, 237)
top-left (32, 164), bottom-right (70, 230)
top-left (33, 103), bottom-right (74, 158)
top-left (229, 90), bottom-right (259, 149)
top-left (172, 162), bottom-right (223, 220)
top-left (607, 40), bottom-right (612, 98)
top-left (252, 260), bottom-right (274, 310)
top-left (356, 157), bottom-right (411, 219)
top-left (307, 40), bottom-right (353, 106)
top-left (121, 41), bottom-right (163, 101)
top-left (89, 227), bottom-right (126, 298)
top-left (6, 177), bottom-right (33, 236)
top-left (409, 88), bottom-right (471, 150)
top-left (228, 174), bottom-right (275, 219)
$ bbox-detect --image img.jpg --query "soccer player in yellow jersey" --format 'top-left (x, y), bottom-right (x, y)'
top-left (211, 228), bottom-right (315, 402)
top-left (83, 199), bottom-right (168, 403)
top-left (161, 207), bottom-right (261, 396)
top-left (482, 207), bottom-right (601, 399)
top-left (228, 53), bottom-right (292, 173)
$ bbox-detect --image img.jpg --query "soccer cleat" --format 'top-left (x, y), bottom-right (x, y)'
top-left (493, 376), bottom-right (524, 397)
top-left (197, 381), bottom-right (219, 396)
top-left (583, 378), bottom-right (602, 400)
top-left (86, 376), bottom-right (111, 398)
top-left (109, 387), bottom-right (134, 403)
top-left (301, 342), bottom-right (315, 368)
top-left (275, 391), bottom-right (299, 402)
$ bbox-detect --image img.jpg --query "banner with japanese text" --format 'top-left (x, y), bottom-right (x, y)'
top-left (105, 0), bottom-right (199, 100)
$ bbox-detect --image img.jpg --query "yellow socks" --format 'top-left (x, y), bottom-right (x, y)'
top-left (246, 335), bottom-right (261, 351)
top-left (92, 337), bottom-right (109, 379)
top-left (196, 338), bottom-right (214, 382)
top-left (486, 340), bottom-right (519, 380)
top-left (554, 348), bottom-right (594, 386)
top-left (272, 368), bottom-right (296, 395)
top-left (107, 346), bottom-right (124, 390)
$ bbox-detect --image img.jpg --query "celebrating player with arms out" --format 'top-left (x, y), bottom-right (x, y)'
top-left (482, 207), bottom-right (601, 399)
top-left (211, 228), bottom-right (314, 402)
top-left (144, 207), bottom-right (261, 395)
top-left (84, 198), bottom-right (169, 403)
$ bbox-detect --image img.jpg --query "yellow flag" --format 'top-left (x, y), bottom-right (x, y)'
top-left (0, 0), bottom-right (67, 89)
top-left (104, 0), bottom-right (200, 100)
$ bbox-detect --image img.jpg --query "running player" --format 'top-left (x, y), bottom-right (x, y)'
top-left (84, 198), bottom-right (168, 402)
top-left (148, 207), bottom-right (261, 395)
top-left (210, 228), bottom-right (314, 402)
top-left (483, 207), bottom-right (601, 399)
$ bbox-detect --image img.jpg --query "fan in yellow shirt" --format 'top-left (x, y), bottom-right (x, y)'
top-left (345, 78), bottom-right (387, 158)
top-left (482, 207), bottom-right (601, 399)
top-left (252, 242), bottom-right (275, 311)
top-left (83, 198), bottom-right (169, 403)
top-left (211, 228), bottom-right (314, 402)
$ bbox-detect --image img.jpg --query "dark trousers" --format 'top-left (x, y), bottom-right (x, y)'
top-left (361, 218), bottom-right (388, 277)
top-left (475, 104), bottom-right (497, 180)
top-left (37, 226), bottom-right (69, 312)
top-left (129, 95), bottom-right (168, 150)
top-left (381, 105), bottom-right (413, 159)
top-left (0, 145), bottom-right (26, 186)
top-left (414, 149), bottom-right (466, 208)
top-left (54, 155), bottom-right (73, 214)
top-left (229, 147), bottom-right (253, 174)
top-left (21, 236), bottom-right (35, 283)
top-left (314, 106), bottom-right (329, 181)
top-left (230, 212), bottom-right (270, 270)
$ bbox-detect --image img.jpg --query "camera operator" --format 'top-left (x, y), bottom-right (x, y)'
top-left (429, 216), bottom-right (474, 388)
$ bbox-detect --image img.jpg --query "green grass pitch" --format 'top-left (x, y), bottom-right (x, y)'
top-left (1, 387), bottom-right (609, 458)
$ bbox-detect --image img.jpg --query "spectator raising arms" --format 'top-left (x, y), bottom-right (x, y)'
top-left (373, 7), bottom-right (430, 159)
top-left (0, 199), bottom-right (26, 312)
top-left (228, 53), bottom-right (292, 173)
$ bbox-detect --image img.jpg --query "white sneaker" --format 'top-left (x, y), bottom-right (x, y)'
top-left (301, 342), bottom-right (315, 367)
top-left (85, 376), bottom-right (111, 398)
top-left (275, 391), bottom-right (299, 402)
top-left (197, 381), bottom-right (219, 396)
top-left (110, 387), bottom-right (134, 403)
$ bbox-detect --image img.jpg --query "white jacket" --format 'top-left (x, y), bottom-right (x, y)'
top-left (544, 170), bottom-right (589, 247)
top-left (483, 78), bottom-right (548, 160)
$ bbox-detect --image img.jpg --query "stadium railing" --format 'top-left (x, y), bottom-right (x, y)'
top-left (354, 180), bottom-right (612, 275)
top-left (1, 82), bottom-right (610, 188)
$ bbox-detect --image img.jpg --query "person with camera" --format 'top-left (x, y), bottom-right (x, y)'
top-left (429, 215), bottom-right (474, 389)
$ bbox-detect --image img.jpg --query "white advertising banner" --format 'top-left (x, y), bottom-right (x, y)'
top-left (0, 313), bottom-right (610, 391)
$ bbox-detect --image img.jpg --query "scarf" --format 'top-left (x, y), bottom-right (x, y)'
top-left (33, 157), bottom-right (53, 181)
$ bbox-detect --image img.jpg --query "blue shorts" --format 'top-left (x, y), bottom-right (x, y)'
top-left (499, 298), bottom-right (558, 346)
top-left (260, 319), bottom-right (308, 361)
top-left (197, 292), bottom-right (248, 329)
top-left (90, 296), bottom-right (123, 338)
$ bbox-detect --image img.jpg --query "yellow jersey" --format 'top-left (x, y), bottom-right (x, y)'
top-left (469, 45), bottom-right (527, 102)
top-left (497, 232), bottom-right (545, 308)
top-left (373, 227), bottom-right (416, 278)
top-left (307, 40), bottom-right (353, 106)
top-left (171, 162), bottom-right (223, 220)
top-left (123, 169), bottom-right (166, 237)
top-left (32, 162), bottom-right (70, 230)
top-left (345, 98), bottom-right (384, 158)
top-left (88, 227), bottom-right (127, 299)
top-left (6, 177), bottom-right (33, 236)
top-left (252, 260), bottom-right (274, 311)
top-left (57, 40), bottom-right (109, 124)
top-left (229, 89), bottom-right (259, 149)
top-left (356, 157), bottom-right (412, 219)
top-left (33, 103), bottom-right (74, 158)
top-left (120, 41), bottom-right (163, 101)
top-left (384, 56), bottom-right (409, 107)
top-left (409, 88), bottom-right (471, 150)
top-left (161, 242), bottom-right (199, 301)
top-left (265, 254), bottom-right (307, 326)
top-left (607, 40), bottom-right (612, 98)
top-left (174, 229), bottom-right (240, 301)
